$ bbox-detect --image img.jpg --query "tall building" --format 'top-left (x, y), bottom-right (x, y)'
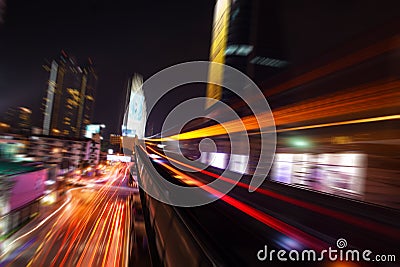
top-left (16, 107), bottom-right (32, 134)
top-left (121, 74), bottom-right (146, 139)
top-left (80, 58), bottom-right (97, 137)
top-left (206, 0), bottom-right (289, 109)
top-left (110, 134), bottom-right (122, 146)
top-left (107, 134), bottom-right (122, 154)
top-left (42, 50), bottom-right (97, 138)
top-left (205, 0), bottom-right (231, 109)
top-left (2, 106), bottom-right (32, 135)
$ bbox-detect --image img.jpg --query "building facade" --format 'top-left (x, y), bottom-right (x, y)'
top-left (121, 74), bottom-right (146, 139)
top-left (206, 0), bottom-right (289, 110)
top-left (2, 107), bottom-right (32, 135)
top-left (0, 162), bottom-right (46, 241)
top-left (27, 135), bottom-right (100, 172)
top-left (42, 51), bottom-right (97, 138)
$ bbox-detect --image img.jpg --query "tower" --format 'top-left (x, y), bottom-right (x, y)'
top-left (206, 0), bottom-right (289, 110)
top-left (121, 74), bottom-right (146, 139)
top-left (42, 51), bottom-right (97, 138)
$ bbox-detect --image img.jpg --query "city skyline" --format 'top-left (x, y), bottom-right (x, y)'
top-left (0, 0), bottom-right (214, 136)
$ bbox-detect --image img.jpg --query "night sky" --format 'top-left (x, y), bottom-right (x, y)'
top-left (0, 0), bottom-right (214, 135)
top-left (1, 0), bottom-right (400, 136)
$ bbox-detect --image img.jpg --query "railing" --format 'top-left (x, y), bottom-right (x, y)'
top-left (134, 145), bottom-right (226, 267)
top-left (0, 198), bottom-right (41, 240)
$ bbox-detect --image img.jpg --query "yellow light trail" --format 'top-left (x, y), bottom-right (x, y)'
top-left (149, 79), bottom-right (400, 141)
top-left (275, 115), bottom-right (400, 133)
top-left (4, 163), bottom-right (130, 267)
top-left (150, 114), bottom-right (399, 141)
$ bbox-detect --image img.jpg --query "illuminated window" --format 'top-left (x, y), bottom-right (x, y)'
top-left (250, 56), bottom-right (289, 68)
top-left (225, 44), bottom-right (253, 56)
top-left (67, 99), bottom-right (78, 106)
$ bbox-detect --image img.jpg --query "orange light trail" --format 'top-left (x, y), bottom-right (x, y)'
top-left (149, 78), bottom-right (400, 141)
top-left (275, 115), bottom-right (400, 133)
top-left (10, 163), bottom-right (132, 267)
top-left (146, 146), bottom-right (400, 240)
top-left (263, 35), bottom-right (400, 97)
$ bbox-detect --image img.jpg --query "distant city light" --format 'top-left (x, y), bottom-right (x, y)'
top-left (291, 139), bottom-right (309, 147)
top-left (44, 180), bottom-right (56, 185)
top-left (19, 107), bottom-right (32, 114)
top-left (0, 122), bottom-right (10, 128)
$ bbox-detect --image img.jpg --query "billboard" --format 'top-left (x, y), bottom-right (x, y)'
top-left (122, 74), bottom-right (146, 138)
top-left (85, 124), bottom-right (105, 139)
top-left (9, 168), bottom-right (46, 211)
top-left (271, 153), bottom-right (366, 199)
top-left (199, 152), bottom-right (248, 174)
top-left (271, 153), bottom-right (293, 184)
top-left (123, 92), bottom-right (144, 137)
top-left (107, 154), bottom-right (131, 163)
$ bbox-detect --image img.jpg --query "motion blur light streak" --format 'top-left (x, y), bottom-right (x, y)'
top-left (2, 1), bottom-right (399, 266)
top-left (1, 163), bottom-right (132, 267)
top-left (275, 115), bottom-right (400, 134)
top-left (146, 146), bottom-right (400, 239)
top-left (145, 146), bottom-right (327, 250)
top-left (0, 188), bottom-right (75, 259)
top-left (150, 83), bottom-right (399, 141)
top-left (9, 194), bottom-right (75, 266)
top-left (263, 35), bottom-right (400, 97)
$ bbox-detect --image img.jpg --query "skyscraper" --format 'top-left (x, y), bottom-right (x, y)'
top-left (121, 74), bottom-right (146, 139)
top-left (2, 106), bottom-right (32, 135)
top-left (42, 51), bottom-right (97, 138)
top-left (206, 0), bottom-right (289, 109)
top-left (205, 0), bottom-right (231, 110)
